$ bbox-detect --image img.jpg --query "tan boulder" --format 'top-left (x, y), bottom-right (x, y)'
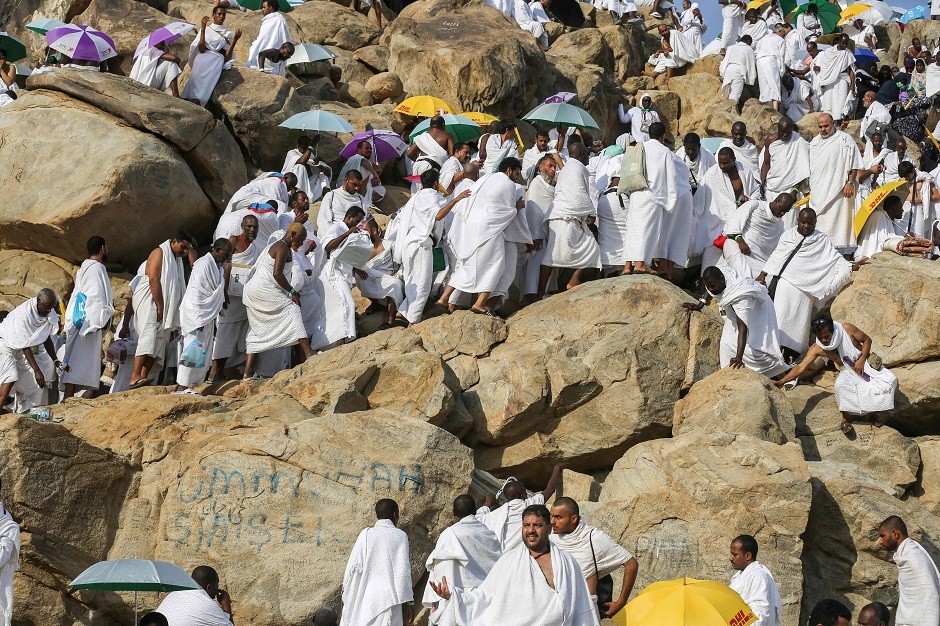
top-left (365, 71), bottom-right (404, 102)
top-left (0, 90), bottom-right (215, 264)
top-left (800, 460), bottom-right (940, 619)
top-left (28, 69), bottom-right (246, 211)
top-left (669, 73), bottom-right (782, 144)
top-left (387, 0), bottom-right (546, 120)
top-left (289, 0), bottom-right (381, 49)
top-left (415, 310), bottom-right (507, 358)
top-left (355, 44), bottom-right (391, 72)
top-left (344, 80), bottom-right (375, 107)
top-left (599, 24), bottom-right (654, 81)
top-left (831, 255), bottom-right (940, 367)
top-left (874, 20), bottom-right (901, 67)
top-left (550, 28), bottom-right (615, 68)
top-left (673, 367), bottom-right (796, 444)
top-left (331, 46), bottom-right (380, 88)
top-left (687, 53), bottom-right (722, 76)
top-left (889, 360), bottom-right (940, 436)
top-left (77, 0), bottom-right (195, 76)
top-left (914, 436), bottom-right (940, 514)
top-left (0, 251), bottom-right (78, 311)
top-left (555, 468), bottom-right (601, 502)
top-left (592, 433), bottom-right (812, 625)
top-left (472, 276), bottom-right (722, 481)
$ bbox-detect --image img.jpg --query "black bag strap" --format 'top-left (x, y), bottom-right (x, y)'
top-left (589, 529), bottom-right (599, 577)
top-left (768, 237), bottom-right (805, 300)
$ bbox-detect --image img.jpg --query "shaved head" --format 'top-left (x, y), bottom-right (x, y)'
top-left (503, 479), bottom-right (526, 501)
top-left (453, 494), bottom-right (477, 518)
top-left (552, 496), bottom-right (579, 515)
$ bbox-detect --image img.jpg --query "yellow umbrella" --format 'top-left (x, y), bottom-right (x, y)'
top-left (617, 578), bottom-right (758, 626)
top-left (461, 111), bottom-right (524, 154)
top-left (855, 179), bottom-right (908, 236)
top-left (838, 3), bottom-right (871, 24)
top-left (794, 194), bottom-right (811, 208)
top-left (394, 95), bottom-right (454, 117)
top-left (746, 0), bottom-right (769, 11)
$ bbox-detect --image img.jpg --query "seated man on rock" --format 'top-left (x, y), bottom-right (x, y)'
top-left (255, 42), bottom-right (295, 77)
top-left (157, 565), bottom-right (234, 625)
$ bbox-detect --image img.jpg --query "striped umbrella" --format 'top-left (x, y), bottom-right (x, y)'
top-left (46, 24), bottom-right (116, 62)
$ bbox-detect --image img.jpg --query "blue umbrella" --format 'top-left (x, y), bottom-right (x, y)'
top-left (900, 3), bottom-right (929, 22)
top-left (855, 48), bottom-right (879, 67)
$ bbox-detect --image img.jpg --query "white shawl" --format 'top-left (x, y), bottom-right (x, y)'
top-left (179, 253), bottom-right (225, 336)
top-left (709, 266), bottom-right (783, 360)
top-left (246, 11), bottom-right (292, 68)
top-left (67, 259), bottom-right (114, 337)
top-left (134, 240), bottom-right (186, 332)
top-left (341, 520), bottom-right (413, 626)
top-left (445, 544), bottom-right (599, 626)
top-left (761, 131), bottom-right (810, 193)
top-left (815, 46), bottom-right (854, 88)
top-left (422, 516), bottom-right (502, 607)
top-left (550, 520), bottom-right (633, 580)
top-left (668, 29), bottom-right (699, 66)
top-left (724, 199), bottom-right (784, 262)
top-left (450, 173), bottom-right (518, 259)
top-left (0, 504), bottom-right (19, 572)
top-left (414, 132), bottom-right (449, 167)
top-left (894, 537), bottom-right (940, 626)
top-left (762, 227), bottom-right (852, 299)
top-left (720, 43), bottom-right (757, 88)
top-left (809, 129), bottom-right (862, 210)
top-left (393, 188), bottom-right (444, 262)
top-left (187, 23), bottom-right (233, 64)
top-left (719, 139), bottom-right (760, 175)
top-left (526, 174), bottom-right (556, 240)
top-left (927, 63), bottom-right (940, 99)
top-left (547, 159), bottom-right (594, 220)
top-left (0, 298), bottom-right (55, 351)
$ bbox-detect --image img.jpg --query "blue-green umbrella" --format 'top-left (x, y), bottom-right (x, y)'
top-left (70, 558), bottom-right (200, 625)
top-left (279, 110), bottom-right (355, 133)
top-left (522, 102), bottom-right (599, 130)
top-left (411, 114), bottom-right (481, 142)
top-left (0, 32), bottom-right (27, 62)
top-left (25, 18), bottom-right (66, 35)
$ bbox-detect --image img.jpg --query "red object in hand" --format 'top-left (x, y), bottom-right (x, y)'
top-left (713, 234), bottom-right (728, 249)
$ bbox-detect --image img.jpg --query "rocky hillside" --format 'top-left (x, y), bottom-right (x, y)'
top-left (0, 259), bottom-right (938, 625)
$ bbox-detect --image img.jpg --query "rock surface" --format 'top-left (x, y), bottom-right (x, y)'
top-left (0, 251), bottom-right (78, 311)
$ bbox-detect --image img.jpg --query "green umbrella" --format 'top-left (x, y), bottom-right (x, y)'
top-left (237, 0), bottom-right (294, 12)
top-left (70, 558), bottom-right (200, 625)
top-left (0, 32), bottom-right (27, 63)
top-left (790, 0), bottom-right (841, 34)
top-left (411, 114), bottom-right (482, 143)
top-left (25, 18), bottom-right (67, 35)
top-left (522, 102), bottom-right (600, 130)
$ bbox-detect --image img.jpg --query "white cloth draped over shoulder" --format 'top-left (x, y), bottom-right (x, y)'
top-left (729, 561), bottom-right (783, 626)
top-left (762, 227), bottom-right (852, 351)
top-left (721, 199), bottom-right (784, 278)
top-left (676, 146), bottom-right (718, 259)
top-left (283, 149), bottom-right (330, 203)
top-left (708, 266), bottom-right (788, 376)
top-left (422, 516), bottom-right (502, 626)
top-left (755, 34), bottom-right (786, 104)
top-left (814, 46), bottom-right (855, 119)
top-left (129, 47), bottom-right (182, 92)
top-left (679, 5), bottom-right (706, 55)
top-left (242, 241), bottom-right (308, 353)
top-left (761, 132), bottom-right (810, 198)
top-left (696, 163), bottom-right (760, 267)
top-left (543, 159), bottom-right (600, 268)
top-left (816, 321), bottom-right (898, 415)
top-left (741, 18), bottom-right (769, 46)
top-left (893, 537), bottom-right (940, 626)
top-left (61, 259), bottom-right (114, 389)
top-left (225, 173), bottom-right (288, 213)
top-left (246, 11), bottom-right (292, 69)
top-left (132, 240), bottom-right (185, 359)
top-left (180, 254), bottom-right (225, 337)
top-left (0, 503), bottom-right (19, 626)
top-left (855, 208), bottom-right (905, 261)
top-left (181, 23), bottom-right (233, 106)
top-left (341, 519), bottom-right (413, 626)
top-left (719, 139), bottom-right (760, 175)
top-left (157, 589), bottom-right (233, 626)
top-left (549, 519), bottom-right (633, 580)
top-left (720, 42), bottom-right (757, 101)
top-left (440, 544), bottom-right (600, 626)
top-left (475, 494), bottom-right (545, 552)
top-left (809, 129), bottom-right (863, 249)
top-left (523, 174), bottom-right (556, 296)
top-left (624, 139), bottom-right (675, 264)
top-left (318, 188), bottom-right (365, 235)
top-left (451, 173), bottom-right (519, 261)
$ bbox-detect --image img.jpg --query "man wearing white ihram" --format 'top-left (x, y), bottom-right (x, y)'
top-left (212, 215), bottom-right (259, 378)
top-left (181, 7), bottom-right (241, 107)
top-left (175, 239), bottom-right (233, 392)
top-left (760, 117), bottom-right (809, 229)
top-left (0, 290), bottom-right (61, 413)
top-left (720, 194), bottom-right (794, 279)
top-left (623, 122), bottom-right (675, 275)
top-left (60, 236), bottom-right (114, 400)
top-left (877, 515), bottom-right (940, 626)
top-left (422, 495), bottom-right (503, 626)
top-left (813, 34), bottom-right (856, 123)
top-left (0, 498), bottom-right (19, 626)
top-left (538, 144), bottom-right (599, 295)
top-left (808, 113), bottom-right (861, 253)
top-left (728, 535), bottom-right (783, 626)
top-left (429, 504), bottom-right (600, 626)
top-left (341, 499), bottom-right (414, 626)
top-left (245, 0), bottom-right (292, 69)
top-left (719, 0), bottom-right (745, 52)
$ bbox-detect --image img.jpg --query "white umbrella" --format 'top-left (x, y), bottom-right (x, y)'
top-left (279, 109), bottom-right (355, 133)
top-left (856, 0), bottom-right (893, 23)
top-left (286, 43), bottom-right (336, 66)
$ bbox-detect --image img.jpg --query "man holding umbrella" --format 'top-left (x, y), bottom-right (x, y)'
top-left (130, 41), bottom-right (183, 97)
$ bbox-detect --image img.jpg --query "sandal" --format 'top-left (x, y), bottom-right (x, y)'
top-left (242, 373), bottom-right (263, 381)
top-left (840, 419), bottom-right (854, 435)
top-left (128, 378), bottom-right (153, 390)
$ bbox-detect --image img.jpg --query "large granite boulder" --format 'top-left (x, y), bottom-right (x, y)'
top-left (592, 433), bottom-right (812, 626)
top-left (0, 251), bottom-right (78, 311)
top-left (386, 0), bottom-right (545, 119)
top-left (0, 89), bottom-right (216, 265)
top-left (471, 276), bottom-right (722, 481)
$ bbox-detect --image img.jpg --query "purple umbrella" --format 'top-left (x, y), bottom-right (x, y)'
top-left (340, 130), bottom-right (407, 162)
top-left (133, 22), bottom-right (195, 59)
top-left (542, 91), bottom-right (577, 104)
top-left (46, 24), bottom-right (116, 62)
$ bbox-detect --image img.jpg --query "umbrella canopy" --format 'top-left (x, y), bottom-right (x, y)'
top-left (394, 95), bottom-right (455, 117)
top-left (70, 558), bottom-right (200, 592)
top-left (411, 114), bottom-right (481, 143)
top-left (0, 32), bottom-right (27, 62)
top-left (279, 110), bottom-right (355, 133)
top-left (236, 0), bottom-right (294, 10)
top-left (341, 129), bottom-right (407, 161)
top-left (747, 0), bottom-right (770, 11)
top-left (522, 102), bottom-right (599, 130)
top-left (461, 111), bottom-right (499, 128)
top-left (285, 43), bottom-right (336, 66)
top-left (899, 2), bottom-right (929, 22)
top-left (838, 3), bottom-right (870, 23)
top-left (855, 179), bottom-right (908, 236)
top-left (617, 578), bottom-right (758, 626)
top-left (47, 24), bottom-right (116, 62)
top-left (15, 64), bottom-right (32, 77)
top-left (790, 0), bottom-right (841, 33)
top-left (857, 0), bottom-right (894, 22)
top-left (26, 18), bottom-right (67, 35)
top-left (133, 22), bottom-right (194, 59)
top-left (855, 47), bottom-right (879, 66)
top-left (542, 91), bottom-right (577, 104)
